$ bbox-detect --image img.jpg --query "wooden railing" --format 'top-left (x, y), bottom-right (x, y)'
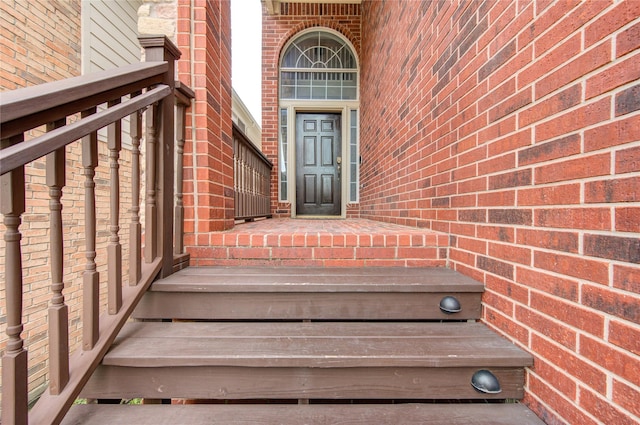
top-left (0, 36), bottom-right (191, 425)
top-left (233, 123), bottom-right (273, 221)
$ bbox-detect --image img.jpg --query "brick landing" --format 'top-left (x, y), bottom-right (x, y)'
top-left (188, 218), bottom-right (450, 267)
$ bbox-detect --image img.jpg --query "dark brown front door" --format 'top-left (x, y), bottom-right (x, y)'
top-left (296, 113), bottom-right (341, 216)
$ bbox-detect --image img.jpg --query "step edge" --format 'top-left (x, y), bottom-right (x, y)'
top-left (62, 403), bottom-right (546, 425)
top-left (147, 284), bottom-right (485, 293)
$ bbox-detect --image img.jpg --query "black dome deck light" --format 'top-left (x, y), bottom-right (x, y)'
top-left (439, 296), bottom-right (462, 314)
top-left (471, 369), bottom-right (502, 394)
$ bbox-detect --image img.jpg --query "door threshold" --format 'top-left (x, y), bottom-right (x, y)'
top-left (294, 215), bottom-right (344, 219)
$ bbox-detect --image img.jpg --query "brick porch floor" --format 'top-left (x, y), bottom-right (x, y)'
top-left (188, 218), bottom-right (450, 267)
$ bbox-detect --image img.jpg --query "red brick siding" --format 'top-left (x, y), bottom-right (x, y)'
top-left (360, 1), bottom-right (639, 423)
top-left (177, 0), bottom-right (234, 247)
top-left (0, 0), bottom-right (81, 90)
top-left (262, 3), bottom-right (361, 217)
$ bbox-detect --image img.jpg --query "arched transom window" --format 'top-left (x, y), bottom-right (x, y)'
top-left (280, 31), bottom-right (358, 100)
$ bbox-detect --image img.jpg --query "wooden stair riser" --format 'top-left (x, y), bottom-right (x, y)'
top-left (133, 292), bottom-right (482, 320)
top-left (81, 366), bottom-right (526, 400)
top-left (63, 403), bottom-right (547, 425)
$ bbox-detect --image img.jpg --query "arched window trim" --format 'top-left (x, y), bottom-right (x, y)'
top-left (281, 28), bottom-right (359, 70)
top-left (280, 28), bottom-right (359, 101)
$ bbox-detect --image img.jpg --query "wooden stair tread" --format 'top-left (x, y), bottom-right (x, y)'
top-left (134, 267), bottom-right (484, 320)
top-left (104, 322), bottom-right (533, 368)
top-left (62, 403), bottom-right (546, 425)
top-left (150, 266), bottom-right (484, 293)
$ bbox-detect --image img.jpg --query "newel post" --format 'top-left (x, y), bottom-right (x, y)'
top-left (139, 35), bottom-right (180, 278)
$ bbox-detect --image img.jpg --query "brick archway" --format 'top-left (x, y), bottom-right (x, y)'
top-left (262, 4), bottom-right (362, 217)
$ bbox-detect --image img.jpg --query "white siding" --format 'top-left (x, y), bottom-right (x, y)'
top-left (81, 0), bottom-right (143, 146)
top-left (82, 0), bottom-right (142, 73)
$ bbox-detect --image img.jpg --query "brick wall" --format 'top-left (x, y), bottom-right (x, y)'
top-left (143, 0), bottom-right (233, 241)
top-left (360, 1), bottom-right (639, 423)
top-left (176, 0), bottom-right (234, 246)
top-left (0, 0), bottom-right (138, 402)
top-left (262, 2), bottom-right (361, 217)
top-left (0, 0), bottom-right (80, 89)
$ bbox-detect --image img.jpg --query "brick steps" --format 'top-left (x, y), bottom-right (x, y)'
top-left (188, 218), bottom-right (450, 267)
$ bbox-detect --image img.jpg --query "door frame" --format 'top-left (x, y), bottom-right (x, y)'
top-left (295, 112), bottom-right (342, 216)
top-left (282, 104), bottom-right (356, 218)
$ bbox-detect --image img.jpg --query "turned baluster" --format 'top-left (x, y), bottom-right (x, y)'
top-left (241, 145), bottom-right (247, 216)
top-left (82, 107), bottom-right (99, 349)
top-left (174, 99), bottom-right (186, 255)
top-left (252, 156), bottom-right (258, 216)
top-left (46, 119), bottom-right (70, 395)
top-left (107, 98), bottom-right (122, 313)
top-left (234, 138), bottom-right (239, 215)
top-left (237, 143), bottom-right (242, 217)
top-left (242, 147), bottom-right (247, 216)
top-left (145, 102), bottom-right (159, 263)
top-left (129, 95), bottom-right (142, 285)
top-left (1, 135), bottom-right (28, 425)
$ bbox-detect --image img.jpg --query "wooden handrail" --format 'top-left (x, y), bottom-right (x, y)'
top-left (0, 62), bottom-right (168, 139)
top-left (233, 123), bottom-right (273, 221)
top-left (0, 85), bottom-right (170, 174)
top-left (0, 62), bottom-right (166, 120)
top-left (0, 35), bottom-right (190, 425)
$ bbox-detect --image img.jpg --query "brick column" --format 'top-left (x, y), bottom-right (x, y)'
top-left (180, 0), bottom-right (234, 236)
top-left (140, 0), bottom-right (234, 251)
